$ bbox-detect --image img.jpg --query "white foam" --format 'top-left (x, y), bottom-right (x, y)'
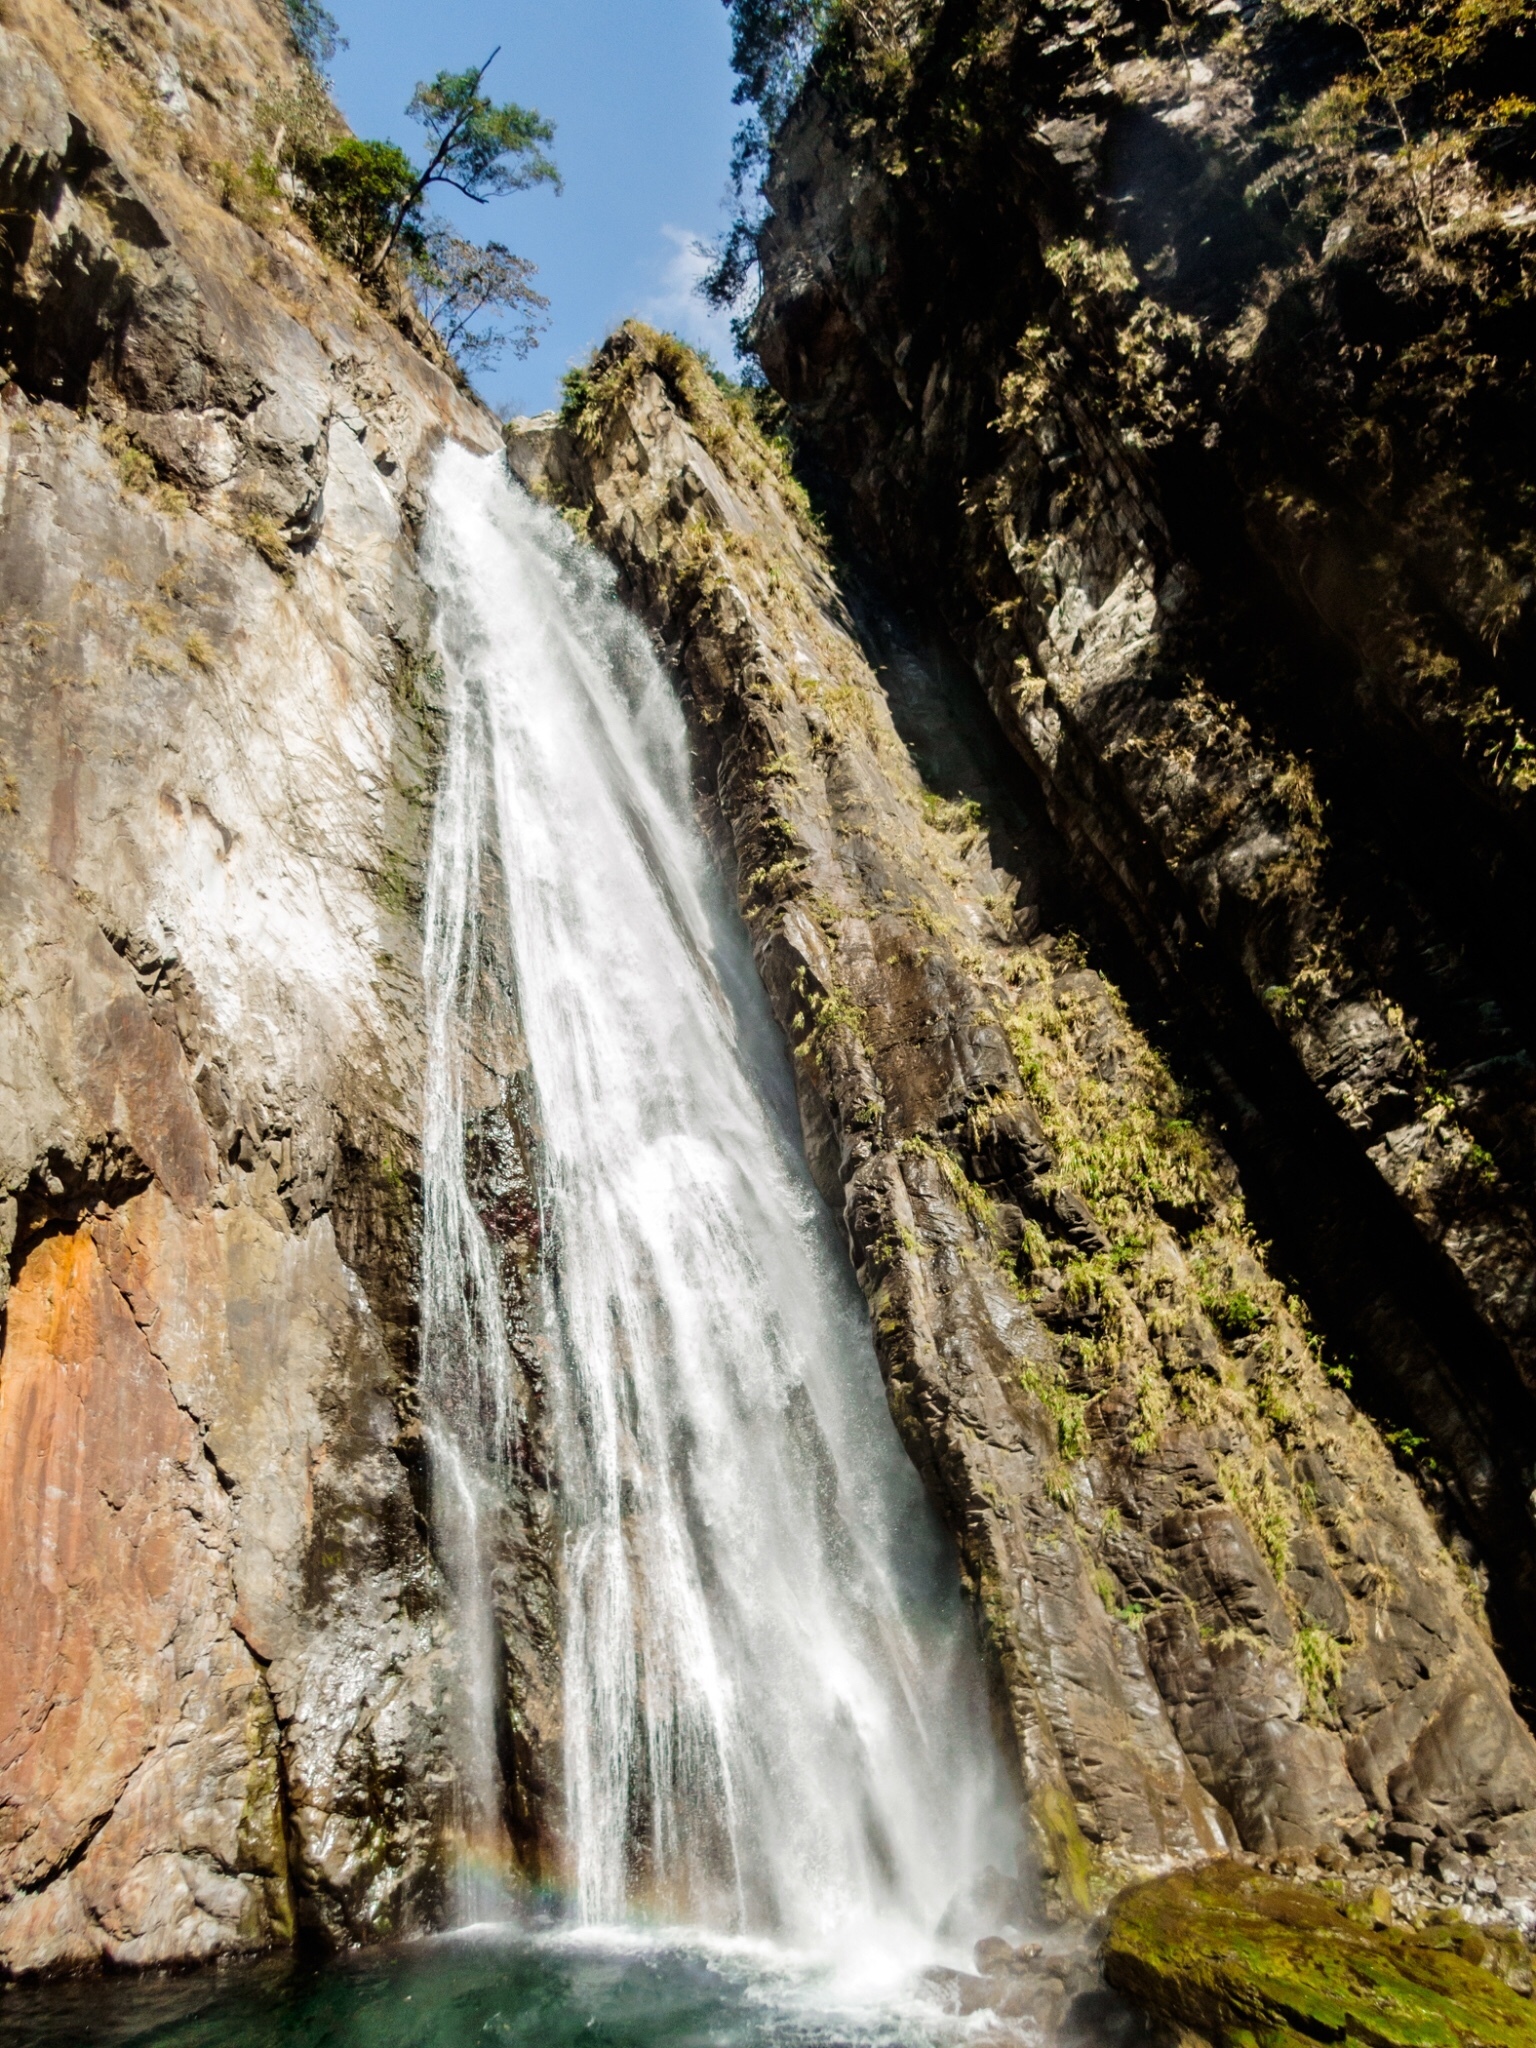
top-left (418, 444), bottom-right (1015, 1962)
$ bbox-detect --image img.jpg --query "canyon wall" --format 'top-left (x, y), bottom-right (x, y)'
top-left (0, 0), bottom-right (560, 1973)
top-left (7, 0), bottom-right (1536, 1987)
top-left (746, 0), bottom-right (1536, 1707)
top-left (510, 323), bottom-right (1536, 1914)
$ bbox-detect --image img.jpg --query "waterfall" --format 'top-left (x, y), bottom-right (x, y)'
top-left (418, 443), bottom-right (1010, 1956)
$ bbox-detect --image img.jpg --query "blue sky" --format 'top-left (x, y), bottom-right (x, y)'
top-left (324, 0), bottom-right (743, 415)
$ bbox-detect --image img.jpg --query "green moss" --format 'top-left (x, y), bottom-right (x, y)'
top-left (1203, 1286), bottom-right (1269, 1341)
top-left (870, 1222), bottom-right (921, 1267)
top-left (1032, 1776), bottom-right (1096, 1917)
top-left (789, 967), bottom-right (869, 1067)
top-left (1216, 1453), bottom-right (1294, 1581)
top-left (1020, 1364), bottom-right (1093, 1462)
top-left (1104, 1860), bottom-right (1535, 2048)
top-left (901, 1133), bottom-right (998, 1233)
top-left (370, 846), bottom-right (418, 918)
top-left (236, 1686), bottom-right (296, 1945)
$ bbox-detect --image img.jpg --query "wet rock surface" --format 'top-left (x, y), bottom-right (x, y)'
top-left (510, 325), bottom-right (1536, 1915)
top-left (8, 0), bottom-right (1536, 2000)
top-left (923, 1935), bottom-right (1104, 2034)
top-left (0, 0), bottom-right (561, 1977)
top-left (1103, 1857), bottom-right (1534, 2046)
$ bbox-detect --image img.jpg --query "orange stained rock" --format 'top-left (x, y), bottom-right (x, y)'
top-left (0, 1223), bottom-right (229, 1904)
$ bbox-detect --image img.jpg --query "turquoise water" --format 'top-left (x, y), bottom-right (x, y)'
top-left (0, 1929), bottom-right (1137, 2048)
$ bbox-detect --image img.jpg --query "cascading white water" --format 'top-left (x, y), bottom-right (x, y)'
top-left (419, 442), bottom-right (1012, 1957)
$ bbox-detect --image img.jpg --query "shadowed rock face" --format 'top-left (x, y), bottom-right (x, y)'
top-left (748, 0), bottom-right (1536, 1701)
top-left (508, 326), bottom-right (1536, 1913)
top-left (0, 0), bottom-right (561, 1975)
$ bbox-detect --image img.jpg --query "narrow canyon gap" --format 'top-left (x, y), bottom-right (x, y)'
top-left (5, 0), bottom-right (1536, 2037)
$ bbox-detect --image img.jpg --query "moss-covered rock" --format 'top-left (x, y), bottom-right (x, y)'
top-left (1103, 1859), bottom-right (1534, 2048)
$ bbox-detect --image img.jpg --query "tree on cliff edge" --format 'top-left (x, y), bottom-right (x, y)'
top-left (364, 52), bottom-right (560, 278)
top-left (265, 28), bottom-right (559, 374)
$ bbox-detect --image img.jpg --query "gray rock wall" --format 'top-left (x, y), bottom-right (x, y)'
top-left (0, 0), bottom-right (511, 1972)
top-left (750, 0), bottom-right (1536, 1701)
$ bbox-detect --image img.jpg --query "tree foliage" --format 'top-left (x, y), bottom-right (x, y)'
top-left (368, 52), bottom-right (560, 272)
top-left (727, 0), bottom-right (828, 148)
top-left (283, 0), bottom-right (345, 72)
top-left (707, 1), bottom-right (924, 309)
top-left (706, 1), bottom-right (830, 307)
top-left (304, 139), bottom-right (420, 269)
top-left (407, 222), bottom-right (549, 368)
top-left (408, 61), bottom-right (560, 205)
top-left (252, 47), bottom-right (558, 377)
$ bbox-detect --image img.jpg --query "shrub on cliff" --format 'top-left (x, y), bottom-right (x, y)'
top-left (302, 136), bottom-right (420, 269)
top-left (707, 1), bottom-right (938, 309)
top-left (284, 0), bottom-right (344, 73)
top-left (1257, 0), bottom-right (1536, 239)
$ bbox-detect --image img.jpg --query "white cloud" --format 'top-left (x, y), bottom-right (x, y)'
top-left (637, 225), bottom-right (742, 372)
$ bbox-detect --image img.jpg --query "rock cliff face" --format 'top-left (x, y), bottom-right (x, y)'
top-left (0, 0), bottom-right (527, 1973)
top-left (9, 0), bottom-right (1536, 1992)
top-left (509, 325), bottom-right (1536, 1913)
top-left (748, 0), bottom-right (1536, 1700)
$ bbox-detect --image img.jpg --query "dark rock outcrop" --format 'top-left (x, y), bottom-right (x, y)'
top-left (749, 0), bottom-right (1536, 1697)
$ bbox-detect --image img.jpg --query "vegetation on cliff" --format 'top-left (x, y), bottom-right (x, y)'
top-left (252, 17), bottom-right (557, 372)
top-left (519, 322), bottom-right (1536, 1918)
top-left (716, 0), bottom-right (1536, 227)
top-left (738, 0), bottom-right (1536, 1714)
top-left (0, 0), bottom-right (510, 1966)
top-left (720, 0), bottom-right (1536, 788)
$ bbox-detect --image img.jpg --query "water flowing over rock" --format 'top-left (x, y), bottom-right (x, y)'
top-left (4, 0), bottom-right (1536, 2026)
top-left (509, 324), bottom-right (1536, 1917)
top-left (417, 443), bottom-right (1009, 1945)
top-left (0, 0), bottom-right (499, 1973)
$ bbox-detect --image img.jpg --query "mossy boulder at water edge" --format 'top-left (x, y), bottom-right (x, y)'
top-left (1102, 1860), bottom-right (1533, 2047)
